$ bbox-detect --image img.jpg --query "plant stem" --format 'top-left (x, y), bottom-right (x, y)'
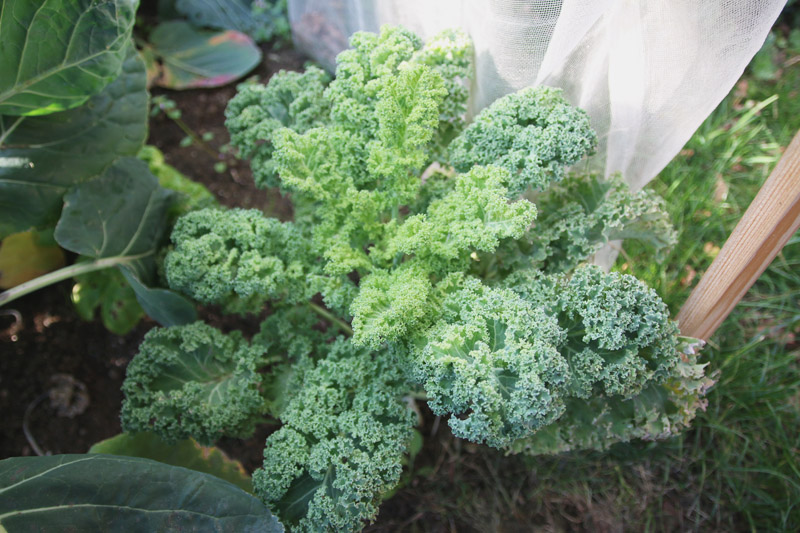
top-left (172, 116), bottom-right (220, 160)
top-left (308, 302), bottom-right (354, 336)
top-left (0, 116), bottom-right (26, 146)
top-left (0, 255), bottom-right (146, 306)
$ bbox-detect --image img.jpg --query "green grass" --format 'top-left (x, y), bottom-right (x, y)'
top-left (371, 27), bottom-right (800, 533)
top-left (617, 30), bottom-right (800, 528)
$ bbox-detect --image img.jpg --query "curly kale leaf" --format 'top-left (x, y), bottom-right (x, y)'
top-left (270, 126), bottom-right (380, 278)
top-left (411, 278), bottom-right (568, 448)
top-left (473, 173), bottom-right (676, 277)
top-left (506, 265), bottom-right (680, 399)
top-left (412, 266), bottom-right (685, 450)
top-left (532, 173), bottom-right (677, 273)
top-left (253, 339), bottom-right (415, 532)
top-left (378, 166), bottom-right (536, 269)
top-left (253, 305), bottom-right (329, 361)
top-left (225, 66), bottom-right (331, 188)
top-left (350, 166), bottom-right (536, 349)
top-left (450, 86), bottom-right (597, 195)
top-left (325, 25), bottom-right (424, 134)
top-left (262, 26), bottom-right (470, 280)
top-left (366, 62), bottom-right (448, 200)
top-left (350, 261), bottom-right (432, 349)
top-left (407, 166), bottom-right (456, 215)
top-left (410, 28), bottom-right (473, 158)
top-left (274, 62), bottom-right (446, 207)
top-left (321, 25), bottom-right (469, 160)
top-left (121, 322), bottom-right (268, 445)
top-left (271, 126), bottom-right (366, 201)
top-left (508, 338), bottom-right (714, 454)
top-left (272, 68), bottom-right (448, 277)
top-left (325, 24), bottom-right (468, 139)
top-left (250, 306), bottom-right (329, 417)
top-left (164, 208), bottom-right (313, 313)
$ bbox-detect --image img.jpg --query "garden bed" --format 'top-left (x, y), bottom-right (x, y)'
top-left (2, 14), bottom-right (799, 532)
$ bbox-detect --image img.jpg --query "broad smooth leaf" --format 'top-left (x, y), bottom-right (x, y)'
top-left (54, 157), bottom-right (174, 261)
top-left (54, 157), bottom-right (197, 327)
top-left (0, 0), bottom-right (137, 116)
top-left (0, 230), bottom-right (65, 289)
top-left (90, 432), bottom-right (253, 493)
top-left (147, 21), bottom-right (261, 89)
top-left (0, 454), bottom-right (283, 532)
top-left (121, 266), bottom-right (198, 327)
top-left (0, 45), bottom-right (148, 238)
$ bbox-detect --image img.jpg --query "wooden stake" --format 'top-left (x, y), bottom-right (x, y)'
top-left (676, 129), bottom-right (800, 341)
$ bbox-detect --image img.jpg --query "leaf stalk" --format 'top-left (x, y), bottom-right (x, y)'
top-left (0, 253), bottom-right (152, 306)
top-left (308, 302), bottom-right (353, 336)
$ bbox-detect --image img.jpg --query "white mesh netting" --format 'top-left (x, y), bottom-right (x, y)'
top-left (287, 0), bottom-right (786, 191)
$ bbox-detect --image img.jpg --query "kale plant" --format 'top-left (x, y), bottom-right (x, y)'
top-left (120, 25), bottom-right (712, 532)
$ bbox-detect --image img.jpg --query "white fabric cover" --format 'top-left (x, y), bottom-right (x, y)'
top-left (287, 0), bottom-right (786, 190)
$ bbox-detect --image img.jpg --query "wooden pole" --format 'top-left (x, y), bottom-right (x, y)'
top-left (676, 129), bottom-right (800, 341)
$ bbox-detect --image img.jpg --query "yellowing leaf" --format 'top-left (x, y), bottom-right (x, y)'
top-left (89, 431), bottom-right (253, 493)
top-left (0, 230), bottom-right (65, 289)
